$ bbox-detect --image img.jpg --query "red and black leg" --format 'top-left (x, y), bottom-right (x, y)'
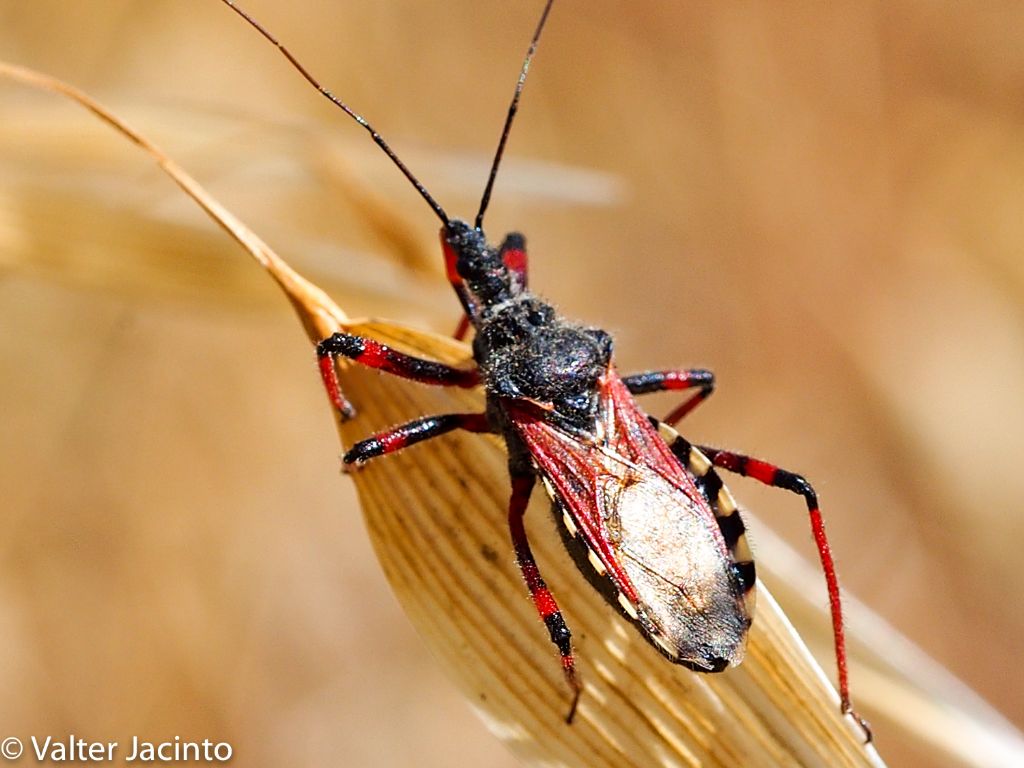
top-left (452, 314), bottom-right (473, 343)
top-left (508, 473), bottom-right (582, 724)
top-left (622, 368), bottom-right (715, 426)
top-left (316, 333), bottom-right (480, 419)
top-left (343, 412), bottom-right (491, 465)
top-left (688, 444), bottom-right (870, 740)
top-left (499, 232), bottom-right (528, 291)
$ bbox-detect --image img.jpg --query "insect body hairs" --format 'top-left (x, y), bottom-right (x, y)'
top-left (219, 0), bottom-right (870, 739)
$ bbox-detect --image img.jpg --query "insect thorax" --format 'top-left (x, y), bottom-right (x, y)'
top-left (475, 296), bottom-right (613, 430)
top-left (443, 219), bottom-right (613, 429)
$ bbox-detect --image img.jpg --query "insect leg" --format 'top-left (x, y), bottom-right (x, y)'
top-left (621, 368), bottom-right (714, 426)
top-left (508, 473), bottom-right (582, 724)
top-left (344, 413), bottom-right (491, 465)
top-left (452, 314), bottom-right (472, 341)
top-left (316, 333), bottom-right (479, 418)
top-left (690, 443), bottom-right (871, 741)
top-left (499, 232), bottom-right (528, 290)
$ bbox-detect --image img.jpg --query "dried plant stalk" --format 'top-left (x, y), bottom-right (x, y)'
top-left (2, 61), bottom-right (886, 767)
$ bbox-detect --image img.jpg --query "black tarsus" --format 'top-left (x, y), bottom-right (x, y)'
top-left (474, 0), bottom-right (557, 229)
top-left (219, 0), bottom-right (450, 225)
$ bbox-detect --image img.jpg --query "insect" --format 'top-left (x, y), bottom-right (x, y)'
top-left (221, 0), bottom-right (868, 736)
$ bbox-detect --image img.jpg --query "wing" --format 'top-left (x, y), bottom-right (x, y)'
top-left (510, 368), bottom-right (752, 670)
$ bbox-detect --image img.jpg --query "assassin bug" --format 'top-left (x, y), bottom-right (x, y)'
top-left (221, 0), bottom-right (869, 735)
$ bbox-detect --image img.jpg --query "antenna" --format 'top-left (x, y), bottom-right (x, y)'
top-left (219, 0), bottom-right (450, 226)
top-left (474, 0), bottom-right (556, 230)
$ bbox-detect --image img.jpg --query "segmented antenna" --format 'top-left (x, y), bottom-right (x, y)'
top-left (220, 0), bottom-right (449, 226)
top-left (475, 0), bottom-right (556, 230)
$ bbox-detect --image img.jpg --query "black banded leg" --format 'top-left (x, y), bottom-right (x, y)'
top-left (343, 412), bottom-right (491, 466)
top-left (692, 444), bottom-right (870, 741)
top-left (622, 368), bottom-right (714, 426)
top-left (316, 332), bottom-right (479, 419)
top-left (508, 473), bottom-right (582, 724)
top-left (656, 427), bottom-right (756, 595)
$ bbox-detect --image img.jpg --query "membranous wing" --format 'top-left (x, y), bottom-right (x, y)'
top-left (511, 369), bottom-right (752, 670)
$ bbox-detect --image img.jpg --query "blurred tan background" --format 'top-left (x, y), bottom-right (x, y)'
top-left (2, 1), bottom-right (1022, 766)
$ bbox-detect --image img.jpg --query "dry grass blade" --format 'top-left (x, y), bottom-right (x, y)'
top-left (1, 61), bottom-right (886, 766)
